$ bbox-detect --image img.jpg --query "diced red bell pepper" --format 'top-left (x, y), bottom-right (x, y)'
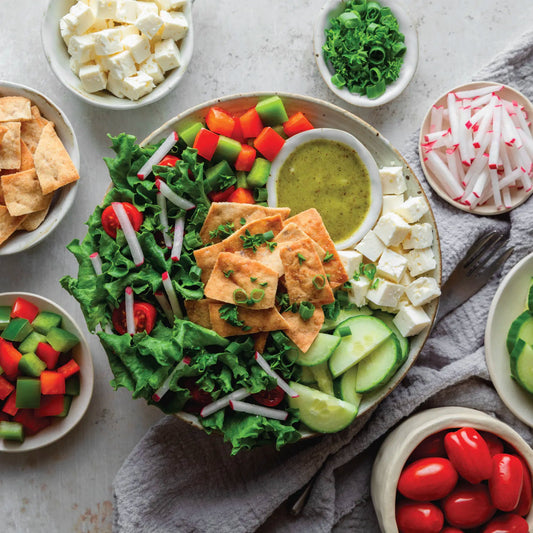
top-left (283, 112), bottom-right (314, 137)
top-left (57, 359), bottom-right (80, 379)
top-left (227, 187), bottom-right (255, 204)
top-left (36, 395), bottom-right (65, 417)
top-left (13, 409), bottom-right (51, 435)
top-left (208, 185), bottom-right (236, 202)
top-left (239, 107), bottom-right (264, 138)
top-left (0, 412), bottom-right (9, 422)
top-left (2, 390), bottom-right (18, 416)
top-left (234, 144), bottom-right (257, 172)
top-left (254, 127), bottom-right (285, 161)
top-left (158, 154), bottom-right (179, 167)
top-left (230, 115), bottom-right (245, 142)
top-left (0, 375), bottom-right (15, 401)
top-left (206, 106), bottom-right (235, 137)
top-left (0, 339), bottom-right (22, 379)
top-left (193, 128), bottom-right (220, 161)
top-left (10, 297), bottom-right (40, 323)
top-left (35, 342), bottom-right (61, 370)
top-left (40, 371), bottom-right (66, 395)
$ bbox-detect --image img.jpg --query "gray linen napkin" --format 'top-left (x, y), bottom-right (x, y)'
top-left (113, 30), bottom-right (533, 533)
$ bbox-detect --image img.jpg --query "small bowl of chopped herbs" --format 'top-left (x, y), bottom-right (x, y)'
top-left (314, 0), bottom-right (418, 107)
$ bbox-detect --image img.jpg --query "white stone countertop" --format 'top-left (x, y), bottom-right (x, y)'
top-left (1, 0), bottom-right (532, 531)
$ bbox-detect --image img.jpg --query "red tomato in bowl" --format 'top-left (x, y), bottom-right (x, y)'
top-left (489, 453), bottom-right (524, 512)
top-left (409, 430), bottom-right (447, 461)
top-left (112, 301), bottom-right (156, 335)
top-left (101, 202), bottom-right (143, 239)
top-left (398, 457), bottom-right (458, 501)
top-left (442, 483), bottom-right (496, 529)
top-left (516, 455), bottom-right (533, 516)
top-left (480, 431), bottom-right (505, 457)
top-left (441, 528), bottom-right (463, 533)
top-left (482, 513), bottom-right (529, 533)
top-left (396, 501), bottom-right (444, 533)
top-left (252, 385), bottom-right (284, 407)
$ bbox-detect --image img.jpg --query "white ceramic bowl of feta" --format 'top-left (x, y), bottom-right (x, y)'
top-left (41, 0), bottom-right (194, 110)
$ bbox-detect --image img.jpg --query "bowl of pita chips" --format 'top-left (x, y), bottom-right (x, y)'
top-left (0, 81), bottom-right (80, 255)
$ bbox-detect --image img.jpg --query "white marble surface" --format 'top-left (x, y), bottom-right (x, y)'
top-left (1, 0), bottom-right (533, 531)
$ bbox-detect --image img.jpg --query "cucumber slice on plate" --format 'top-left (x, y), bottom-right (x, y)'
top-left (334, 366), bottom-right (363, 411)
top-left (510, 339), bottom-right (533, 393)
top-left (373, 311), bottom-right (409, 365)
top-left (321, 306), bottom-right (372, 332)
top-left (286, 332), bottom-right (341, 366)
top-left (289, 381), bottom-right (358, 433)
top-left (299, 366), bottom-right (316, 384)
top-left (355, 334), bottom-right (401, 393)
top-left (310, 361), bottom-right (334, 396)
top-left (329, 316), bottom-right (392, 378)
top-left (506, 311), bottom-right (533, 354)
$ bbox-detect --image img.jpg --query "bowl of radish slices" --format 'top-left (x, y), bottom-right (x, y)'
top-left (419, 81), bottom-right (533, 215)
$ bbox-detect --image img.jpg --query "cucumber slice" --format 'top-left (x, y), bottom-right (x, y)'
top-left (373, 311), bottom-right (409, 365)
top-left (299, 366), bottom-right (316, 384)
top-left (286, 333), bottom-right (341, 366)
top-left (310, 362), bottom-right (334, 396)
top-left (506, 311), bottom-right (533, 354)
top-left (321, 306), bottom-right (372, 332)
top-left (334, 366), bottom-right (363, 411)
top-left (328, 316), bottom-right (392, 378)
top-left (528, 277), bottom-right (533, 313)
top-left (510, 339), bottom-right (533, 393)
top-left (288, 381), bottom-right (358, 433)
top-left (355, 334), bottom-right (401, 393)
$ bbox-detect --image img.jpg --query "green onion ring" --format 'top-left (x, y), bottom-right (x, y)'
top-left (312, 275), bottom-right (327, 290)
top-left (233, 288), bottom-right (248, 304)
top-left (250, 288), bottom-right (265, 303)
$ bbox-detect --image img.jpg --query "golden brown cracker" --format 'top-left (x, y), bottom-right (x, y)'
top-left (184, 299), bottom-right (213, 329)
top-left (0, 122), bottom-right (21, 170)
top-left (0, 124), bottom-right (7, 145)
top-left (0, 205), bottom-right (25, 245)
top-left (281, 307), bottom-right (324, 353)
top-left (1, 169), bottom-right (53, 216)
top-left (20, 202), bottom-right (52, 231)
top-left (253, 332), bottom-right (269, 354)
top-left (20, 106), bottom-right (47, 154)
top-left (0, 96), bottom-right (31, 122)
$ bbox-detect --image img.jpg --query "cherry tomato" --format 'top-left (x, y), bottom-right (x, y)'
top-left (180, 378), bottom-right (213, 405)
top-left (396, 501), bottom-right (444, 533)
top-left (158, 155), bottom-right (179, 167)
top-left (516, 456), bottom-right (533, 516)
top-left (227, 187), bottom-right (255, 204)
top-left (409, 430), bottom-right (447, 461)
top-left (208, 185), bottom-right (236, 202)
top-left (112, 301), bottom-right (156, 335)
top-left (398, 457), bottom-right (458, 501)
top-left (441, 528), bottom-right (463, 533)
top-left (252, 385), bottom-right (284, 407)
top-left (480, 431), bottom-right (505, 457)
top-left (101, 202), bottom-right (143, 239)
top-left (482, 513), bottom-right (529, 533)
top-left (489, 453), bottom-right (524, 512)
top-left (444, 427), bottom-right (493, 484)
top-left (442, 483), bottom-right (496, 529)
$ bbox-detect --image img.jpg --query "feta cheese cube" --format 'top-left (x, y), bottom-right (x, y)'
top-left (355, 230), bottom-right (385, 262)
top-left (399, 269), bottom-right (414, 287)
top-left (120, 72), bottom-right (155, 100)
top-left (366, 279), bottom-right (404, 309)
top-left (119, 24), bottom-right (140, 39)
top-left (379, 166), bottom-right (407, 195)
top-left (156, 0), bottom-right (187, 10)
top-left (374, 213), bottom-right (410, 247)
top-left (114, 0), bottom-right (138, 23)
top-left (69, 1), bottom-right (96, 34)
top-left (136, 12), bottom-right (164, 39)
top-left (393, 305), bottom-right (431, 337)
top-left (154, 38), bottom-right (181, 71)
top-left (68, 34), bottom-right (96, 63)
top-left (377, 248), bottom-right (408, 283)
top-left (79, 62), bottom-right (107, 93)
top-left (86, 18), bottom-right (110, 33)
top-left (69, 56), bottom-right (83, 75)
top-left (382, 194), bottom-right (404, 215)
top-left (93, 28), bottom-right (123, 56)
top-left (347, 277), bottom-right (370, 308)
top-left (104, 50), bottom-right (136, 79)
top-left (160, 10), bottom-right (189, 40)
top-left (139, 55), bottom-right (165, 83)
top-left (94, 0), bottom-right (117, 19)
top-left (338, 250), bottom-right (363, 279)
top-left (60, 17), bottom-right (74, 45)
top-left (403, 223), bottom-right (434, 250)
top-left (136, 1), bottom-right (160, 16)
top-left (121, 34), bottom-right (151, 63)
top-left (394, 196), bottom-right (429, 223)
top-left (106, 73), bottom-right (125, 98)
top-left (405, 277), bottom-right (441, 307)
top-left (406, 248), bottom-right (436, 277)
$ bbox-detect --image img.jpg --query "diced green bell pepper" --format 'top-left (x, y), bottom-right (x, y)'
top-left (205, 160), bottom-right (235, 193)
top-left (46, 327), bottom-right (79, 353)
top-left (18, 352), bottom-right (47, 378)
top-left (31, 311), bottom-right (62, 335)
top-left (255, 96), bottom-right (289, 126)
top-left (177, 121), bottom-right (203, 146)
top-left (0, 421), bottom-right (24, 442)
top-left (0, 306), bottom-right (11, 331)
top-left (2, 318), bottom-right (32, 342)
top-left (246, 158), bottom-right (271, 188)
top-left (57, 395), bottom-right (73, 418)
top-left (213, 135), bottom-right (242, 163)
top-left (15, 378), bottom-right (41, 408)
top-left (18, 331), bottom-right (47, 354)
top-left (65, 374), bottom-right (80, 396)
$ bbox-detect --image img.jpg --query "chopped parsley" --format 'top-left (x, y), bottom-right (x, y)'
top-left (223, 269), bottom-right (234, 278)
top-left (209, 221), bottom-right (235, 240)
top-left (371, 278), bottom-right (380, 289)
top-left (259, 281), bottom-right (268, 287)
top-left (240, 217), bottom-right (247, 225)
top-left (219, 304), bottom-right (244, 327)
top-left (240, 229), bottom-right (277, 253)
top-left (323, 251), bottom-right (334, 263)
top-left (250, 277), bottom-right (257, 282)
top-left (297, 253), bottom-right (307, 265)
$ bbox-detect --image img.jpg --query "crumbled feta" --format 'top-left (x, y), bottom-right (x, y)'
top-left (69, 56), bottom-right (83, 75)
top-left (104, 50), bottom-right (136, 79)
top-left (366, 279), bottom-right (404, 309)
top-left (79, 62), bottom-right (108, 93)
top-left (93, 28), bottom-right (123, 56)
top-left (136, 1), bottom-right (160, 16)
top-left (379, 166), bottom-right (407, 195)
top-left (66, 2), bottom-right (96, 35)
top-left (405, 277), bottom-right (441, 307)
top-left (68, 34), bottom-right (96, 63)
top-left (121, 34), bottom-right (151, 64)
top-left (403, 223), bottom-right (434, 250)
top-left (136, 12), bottom-right (164, 39)
top-left (154, 38), bottom-right (181, 71)
top-left (60, 18), bottom-right (74, 45)
top-left (160, 10), bottom-right (189, 40)
top-left (119, 24), bottom-right (140, 39)
top-left (139, 55), bottom-right (165, 83)
top-left (121, 72), bottom-right (155, 100)
top-left (156, 0), bottom-right (187, 10)
top-left (382, 194), bottom-right (404, 215)
top-left (393, 305), bottom-right (431, 337)
top-left (338, 250), bottom-right (363, 279)
top-left (106, 73), bottom-right (126, 98)
top-left (114, 0), bottom-right (138, 23)
top-left (374, 212), bottom-right (410, 247)
top-left (355, 230), bottom-right (385, 262)
top-left (406, 248), bottom-right (436, 277)
top-left (394, 196), bottom-right (429, 223)
top-left (347, 277), bottom-right (371, 308)
top-left (94, 0), bottom-right (117, 19)
top-left (377, 248), bottom-right (408, 283)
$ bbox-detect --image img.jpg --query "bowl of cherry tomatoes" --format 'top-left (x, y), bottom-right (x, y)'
top-left (371, 407), bottom-right (533, 532)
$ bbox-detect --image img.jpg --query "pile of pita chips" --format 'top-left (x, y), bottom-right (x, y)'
top-left (0, 96), bottom-right (80, 246)
top-left (188, 203), bottom-right (349, 353)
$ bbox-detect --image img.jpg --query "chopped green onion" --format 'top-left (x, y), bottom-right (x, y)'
top-left (250, 277), bottom-right (257, 282)
top-left (369, 45), bottom-right (386, 64)
top-left (323, 251), bottom-right (334, 263)
top-left (259, 281), bottom-right (268, 287)
top-left (363, 263), bottom-right (377, 280)
top-left (233, 289), bottom-right (248, 304)
top-left (224, 270), bottom-right (234, 278)
top-left (312, 275), bottom-right (327, 290)
top-left (250, 288), bottom-right (265, 303)
top-left (262, 230), bottom-right (274, 241)
top-left (371, 278), bottom-right (380, 289)
top-left (337, 325), bottom-right (352, 337)
top-left (299, 301), bottom-right (315, 321)
top-left (240, 217), bottom-right (247, 225)
top-left (297, 253), bottom-right (307, 265)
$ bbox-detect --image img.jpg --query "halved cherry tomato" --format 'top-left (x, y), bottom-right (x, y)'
top-left (442, 483), bottom-right (496, 529)
top-left (489, 453), bottom-right (524, 512)
top-left (480, 431), bottom-right (505, 457)
top-left (482, 513), bottom-right (529, 533)
top-left (516, 456), bottom-right (533, 516)
top-left (101, 202), bottom-right (143, 239)
top-left (444, 427), bottom-right (493, 484)
top-left (158, 154), bottom-right (179, 167)
top-left (252, 385), bottom-right (284, 407)
top-left (208, 185), bottom-right (236, 203)
top-left (112, 301), bottom-right (156, 335)
top-left (180, 378), bottom-right (213, 405)
top-left (227, 187), bottom-right (255, 204)
top-left (396, 501), bottom-right (444, 533)
top-left (441, 528), bottom-right (463, 533)
top-left (398, 457), bottom-right (458, 501)
top-left (409, 430), bottom-right (447, 461)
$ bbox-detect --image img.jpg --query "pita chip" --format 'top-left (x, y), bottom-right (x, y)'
top-left (184, 299), bottom-right (213, 329)
top-left (20, 202), bottom-right (52, 231)
top-left (0, 124), bottom-right (7, 145)
top-left (20, 106), bottom-right (48, 154)
top-left (282, 307), bottom-right (324, 353)
top-left (0, 205), bottom-right (25, 245)
top-left (0, 96), bottom-right (31, 122)
top-left (2, 140), bottom-right (34, 176)
top-left (2, 169), bottom-right (53, 216)
top-left (0, 122), bottom-right (21, 170)
top-left (253, 332), bottom-right (269, 354)
top-left (34, 122), bottom-right (79, 195)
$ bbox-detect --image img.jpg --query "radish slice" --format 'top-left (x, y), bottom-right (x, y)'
top-left (152, 356), bottom-right (191, 402)
top-left (137, 131), bottom-right (179, 180)
top-left (488, 102), bottom-right (502, 169)
top-left (161, 271), bottom-right (183, 318)
top-left (155, 178), bottom-right (195, 211)
top-left (200, 388), bottom-right (250, 418)
top-left (125, 286), bottom-right (135, 335)
top-left (154, 290), bottom-right (174, 323)
top-left (171, 216), bottom-right (185, 262)
top-left (254, 352), bottom-right (299, 398)
top-left (425, 151), bottom-right (464, 199)
top-left (156, 193), bottom-right (172, 249)
top-left (90, 252), bottom-right (103, 275)
top-left (112, 202), bottom-right (144, 266)
top-left (455, 85), bottom-right (503, 99)
top-left (229, 400), bottom-right (289, 421)
top-left (430, 105), bottom-right (444, 132)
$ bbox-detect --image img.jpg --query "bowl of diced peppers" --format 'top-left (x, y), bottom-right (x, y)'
top-left (0, 293), bottom-right (93, 452)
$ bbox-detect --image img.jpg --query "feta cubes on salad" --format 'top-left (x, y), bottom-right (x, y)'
top-left (59, 0), bottom-right (189, 100)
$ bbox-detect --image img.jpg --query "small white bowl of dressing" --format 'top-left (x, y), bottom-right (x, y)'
top-left (267, 128), bottom-right (382, 250)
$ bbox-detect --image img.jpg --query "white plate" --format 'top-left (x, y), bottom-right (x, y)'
top-left (485, 252), bottom-right (533, 428)
top-left (0, 292), bottom-right (94, 452)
